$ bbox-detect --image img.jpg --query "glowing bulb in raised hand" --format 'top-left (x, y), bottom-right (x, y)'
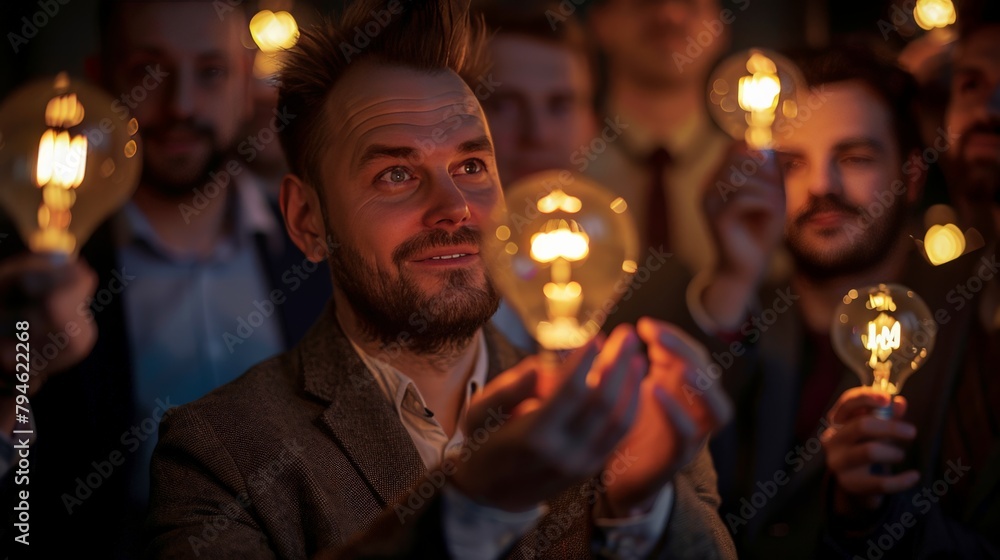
top-left (707, 48), bottom-right (805, 151)
top-left (483, 170), bottom-right (639, 352)
top-left (914, 0), bottom-right (956, 31)
top-left (832, 284), bottom-right (936, 418)
top-left (0, 73), bottom-right (141, 256)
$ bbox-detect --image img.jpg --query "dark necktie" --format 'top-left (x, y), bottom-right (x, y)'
top-left (645, 147), bottom-right (672, 252)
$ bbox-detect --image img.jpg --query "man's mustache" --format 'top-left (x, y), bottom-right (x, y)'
top-left (793, 195), bottom-right (862, 225)
top-left (960, 117), bottom-right (1000, 145)
top-left (393, 227), bottom-right (482, 265)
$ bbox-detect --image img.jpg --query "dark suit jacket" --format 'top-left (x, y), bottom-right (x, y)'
top-left (145, 300), bottom-right (737, 559)
top-left (0, 197), bottom-right (331, 559)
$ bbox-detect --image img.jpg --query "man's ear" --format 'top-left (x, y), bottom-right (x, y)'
top-left (903, 149), bottom-right (927, 206)
top-left (279, 173), bottom-right (329, 263)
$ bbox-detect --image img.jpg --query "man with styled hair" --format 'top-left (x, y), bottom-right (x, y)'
top-left (146, 1), bottom-right (736, 558)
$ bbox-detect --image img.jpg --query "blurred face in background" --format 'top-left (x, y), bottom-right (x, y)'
top-left (778, 82), bottom-right (914, 278)
top-left (589, 0), bottom-right (727, 87)
top-left (482, 34), bottom-right (596, 185)
top-left (102, 2), bottom-right (251, 196)
top-left (945, 24), bottom-right (1000, 205)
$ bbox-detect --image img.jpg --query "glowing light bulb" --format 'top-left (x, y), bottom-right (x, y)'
top-left (832, 284), bottom-right (936, 417)
top-left (249, 10), bottom-right (299, 52)
top-left (914, 0), bottom-right (956, 31)
top-left (923, 224), bottom-right (966, 265)
top-left (707, 48), bottom-right (805, 150)
top-left (915, 204), bottom-right (985, 266)
top-left (483, 170), bottom-right (639, 351)
top-left (0, 73), bottom-right (141, 255)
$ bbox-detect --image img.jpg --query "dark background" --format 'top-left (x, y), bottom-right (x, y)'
top-left (0, 0), bottom-right (986, 101)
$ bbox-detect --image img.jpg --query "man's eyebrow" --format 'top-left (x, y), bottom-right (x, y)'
top-left (775, 148), bottom-right (805, 158)
top-left (356, 136), bottom-right (493, 168)
top-left (356, 145), bottom-right (420, 168)
top-left (457, 135), bottom-right (494, 156)
top-left (833, 137), bottom-right (886, 153)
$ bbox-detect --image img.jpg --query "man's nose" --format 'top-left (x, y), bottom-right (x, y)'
top-left (167, 69), bottom-right (197, 120)
top-left (423, 171), bottom-right (471, 228)
top-left (807, 162), bottom-right (842, 198)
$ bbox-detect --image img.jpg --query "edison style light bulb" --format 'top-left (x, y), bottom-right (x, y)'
top-left (0, 73), bottom-right (141, 256)
top-left (483, 170), bottom-right (639, 352)
top-left (831, 284), bottom-right (936, 418)
top-left (707, 48), bottom-right (805, 150)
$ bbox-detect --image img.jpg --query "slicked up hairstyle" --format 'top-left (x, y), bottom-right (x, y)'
top-left (784, 44), bottom-right (922, 160)
top-left (277, 0), bottom-right (489, 191)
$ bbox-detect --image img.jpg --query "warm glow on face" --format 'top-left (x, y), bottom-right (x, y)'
top-left (924, 223), bottom-right (966, 265)
top-left (914, 0), bottom-right (957, 30)
top-left (249, 10), bottom-right (299, 52)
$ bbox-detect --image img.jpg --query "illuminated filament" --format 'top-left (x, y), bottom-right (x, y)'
top-left (531, 219), bottom-right (591, 349)
top-left (32, 91), bottom-right (88, 253)
top-left (738, 52), bottom-right (781, 150)
top-left (864, 313), bottom-right (901, 392)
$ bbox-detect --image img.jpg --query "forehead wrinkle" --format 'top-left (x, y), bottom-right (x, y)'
top-left (349, 113), bottom-right (488, 170)
top-left (339, 94), bottom-right (481, 142)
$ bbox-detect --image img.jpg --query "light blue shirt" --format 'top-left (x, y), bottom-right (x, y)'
top-left (117, 181), bottom-right (285, 508)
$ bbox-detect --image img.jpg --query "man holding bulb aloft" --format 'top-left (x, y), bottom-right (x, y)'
top-left (689, 42), bottom-right (1000, 558)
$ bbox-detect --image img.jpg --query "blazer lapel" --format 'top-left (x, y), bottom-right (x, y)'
top-left (299, 302), bottom-right (426, 507)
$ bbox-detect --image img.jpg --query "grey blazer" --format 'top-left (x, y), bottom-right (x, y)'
top-left (145, 301), bottom-right (736, 559)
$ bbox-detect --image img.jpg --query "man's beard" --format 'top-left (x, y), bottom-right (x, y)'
top-left (953, 118), bottom-right (1000, 205)
top-left (786, 193), bottom-right (908, 279)
top-left (329, 226), bottom-right (500, 355)
top-left (139, 121), bottom-right (228, 199)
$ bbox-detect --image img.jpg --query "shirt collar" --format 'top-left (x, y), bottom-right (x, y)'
top-left (348, 330), bottom-right (489, 417)
top-left (114, 177), bottom-right (281, 261)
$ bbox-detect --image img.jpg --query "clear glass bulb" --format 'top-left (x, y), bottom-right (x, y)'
top-left (483, 170), bottom-right (639, 351)
top-left (831, 284), bottom-right (937, 416)
top-left (707, 48), bottom-right (806, 150)
top-left (0, 73), bottom-right (141, 256)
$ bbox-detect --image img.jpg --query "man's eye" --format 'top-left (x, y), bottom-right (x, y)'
top-left (457, 159), bottom-right (485, 175)
top-left (377, 167), bottom-right (413, 183)
top-left (780, 159), bottom-right (804, 172)
top-left (841, 156), bottom-right (874, 166)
